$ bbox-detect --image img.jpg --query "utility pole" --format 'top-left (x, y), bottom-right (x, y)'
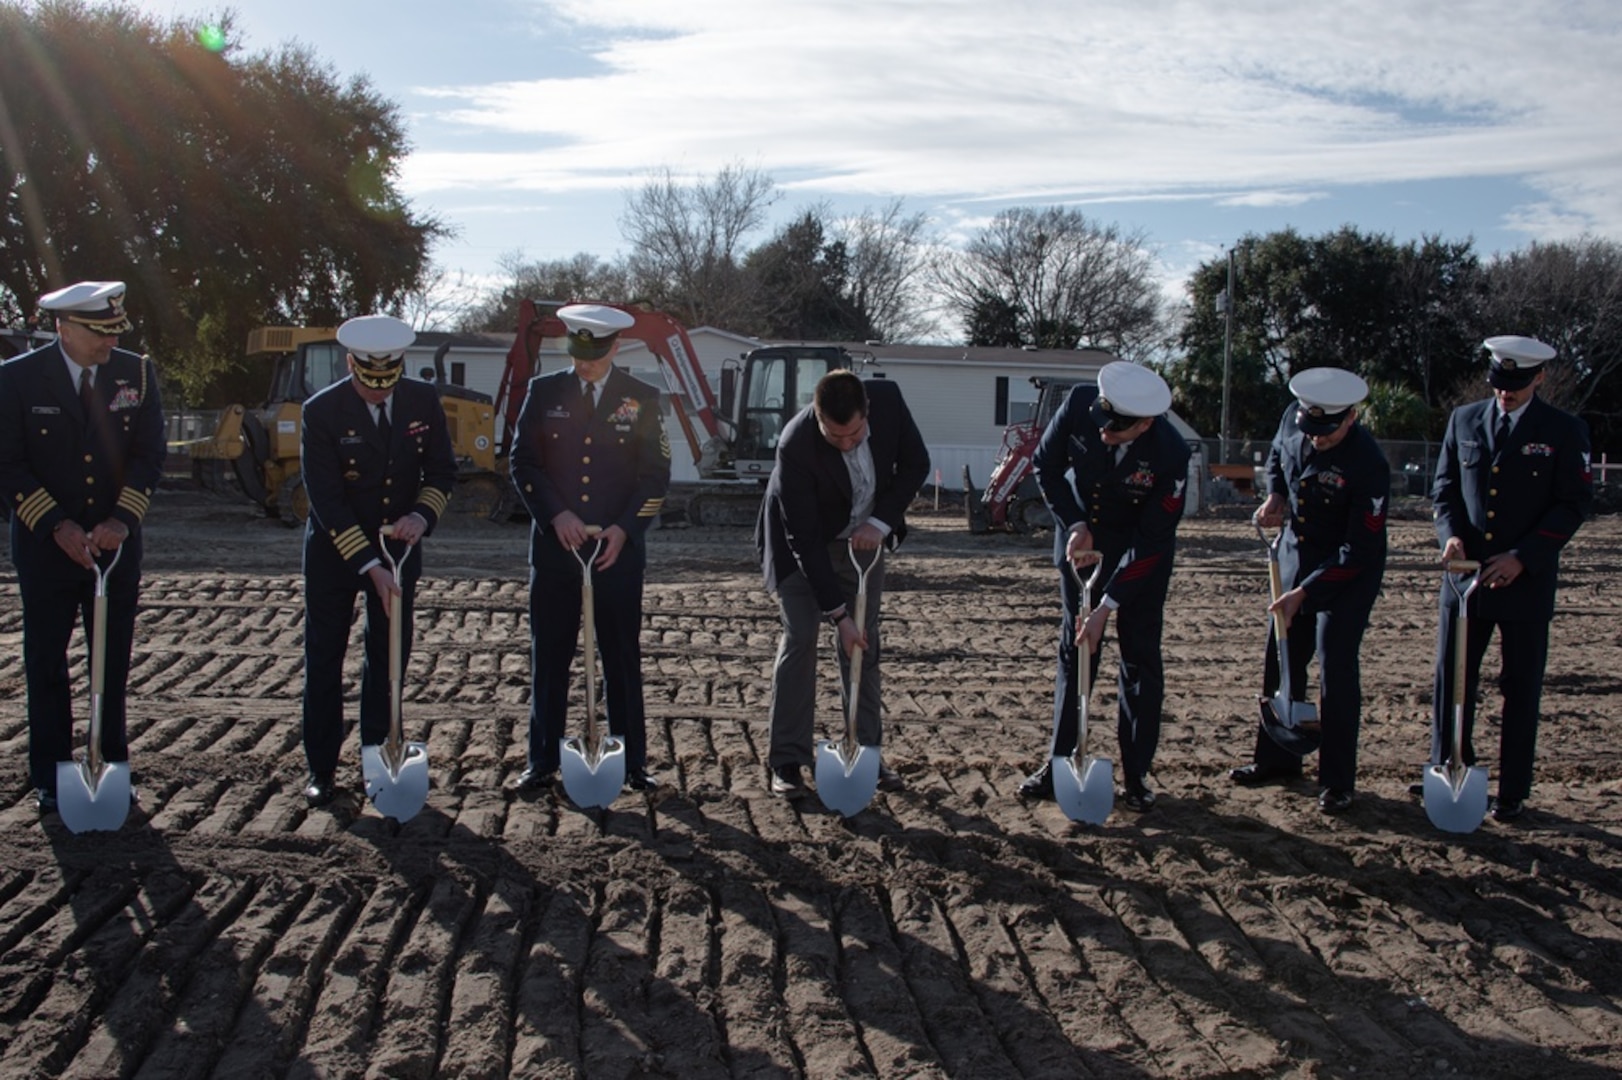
top-left (1216, 247), bottom-right (1235, 465)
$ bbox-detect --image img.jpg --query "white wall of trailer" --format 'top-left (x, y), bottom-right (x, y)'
top-left (411, 327), bottom-right (1206, 511)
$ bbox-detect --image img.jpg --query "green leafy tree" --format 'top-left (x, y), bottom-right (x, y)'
top-left (0, 0), bottom-right (444, 403)
top-left (1169, 228), bottom-right (1485, 447)
top-left (1476, 236), bottom-right (1622, 449)
top-left (742, 209), bottom-right (873, 341)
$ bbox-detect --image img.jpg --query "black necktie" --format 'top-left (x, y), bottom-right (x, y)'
top-left (376, 402), bottom-right (391, 443)
top-left (581, 381), bottom-right (595, 409)
top-left (79, 367), bottom-right (95, 416)
top-left (1495, 411), bottom-right (1511, 452)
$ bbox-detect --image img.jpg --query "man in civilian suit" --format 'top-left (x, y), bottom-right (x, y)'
top-left (1018, 361), bottom-right (1191, 813)
top-left (0, 281), bottom-right (164, 814)
top-left (299, 315), bottom-right (457, 807)
top-left (757, 370), bottom-right (930, 798)
top-left (509, 304), bottom-right (671, 795)
top-left (1426, 336), bottom-right (1592, 822)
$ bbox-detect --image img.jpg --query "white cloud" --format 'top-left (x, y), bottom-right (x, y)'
top-left (389, 0), bottom-right (1622, 250)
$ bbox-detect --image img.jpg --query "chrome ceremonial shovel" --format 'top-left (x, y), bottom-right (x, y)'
top-left (815, 542), bottom-right (883, 817)
top-left (57, 544), bottom-right (133, 833)
top-left (1256, 522), bottom-right (1321, 755)
top-left (1423, 560), bottom-right (1489, 834)
top-left (362, 527), bottom-right (430, 822)
top-left (560, 529), bottom-right (626, 808)
top-left (1052, 552), bottom-right (1114, 825)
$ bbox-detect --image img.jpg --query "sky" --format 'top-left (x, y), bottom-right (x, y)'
top-left (123, 0), bottom-right (1622, 322)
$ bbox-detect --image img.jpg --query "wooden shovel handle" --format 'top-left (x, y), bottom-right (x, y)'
top-left (1444, 558), bottom-right (1480, 573)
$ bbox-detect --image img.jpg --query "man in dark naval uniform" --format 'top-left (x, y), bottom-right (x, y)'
top-left (1019, 361), bottom-right (1191, 813)
top-left (509, 303), bottom-right (670, 795)
top-left (1229, 367), bottom-right (1389, 814)
top-left (0, 281), bottom-right (164, 814)
top-left (1426, 336), bottom-right (1591, 822)
top-left (299, 315), bottom-right (456, 807)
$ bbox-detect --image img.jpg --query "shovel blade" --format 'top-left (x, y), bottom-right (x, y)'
top-left (54, 759), bottom-right (131, 833)
top-left (362, 742), bottom-right (431, 822)
top-left (1259, 696), bottom-right (1322, 755)
top-left (814, 740), bottom-right (880, 817)
top-left (1422, 763), bottom-right (1489, 834)
top-left (560, 735), bottom-right (626, 809)
top-left (1051, 754), bottom-right (1114, 825)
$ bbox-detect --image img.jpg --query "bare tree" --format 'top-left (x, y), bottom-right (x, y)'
top-left (458, 250), bottom-right (632, 332)
top-left (933, 207), bottom-right (1163, 358)
top-left (398, 261), bottom-right (480, 332)
top-left (619, 162), bottom-right (777, 329)
top-left (833, 199), bottom-right (932, 342)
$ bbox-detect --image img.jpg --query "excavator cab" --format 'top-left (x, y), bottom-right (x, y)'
top-left (727, 344), bottom-right (852, 480)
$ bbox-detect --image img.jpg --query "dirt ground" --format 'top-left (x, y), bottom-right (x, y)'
top-left (2, 483), bottom-right (1621, 1079)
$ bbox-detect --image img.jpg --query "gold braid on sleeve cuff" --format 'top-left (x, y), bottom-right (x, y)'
top-left (116, 486), bottom-right (152, 521)
top-left (637, 497), bottom-right (665, 518)
top-left (417, 487), bottom-right (450, 518)
top-left (333, 525), bottom-right (369, 561)
top-left (17, 488), bottom-right (57, 531)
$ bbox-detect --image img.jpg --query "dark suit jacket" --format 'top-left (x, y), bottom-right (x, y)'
top-left (509, 365), bottom-right (670, 556)
top-left (756, 378), bottom-right (930, 613)
top-left (1433, 395), bottom-right (1591, 620)
top-left (1033, 383), bottom-right (1191, 609)
top-left (1264, 404), bottom-right (1389, 610)
top-left (0, 342), bottom-right (165, 564)
top-left (301, 376), bottom-right (457, 574)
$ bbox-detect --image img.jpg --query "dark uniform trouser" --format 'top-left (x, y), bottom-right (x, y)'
top-left (526, 534), bottom-right (648, 773)
top-left (302, 538), bottom-right (421, 777)
top-left (767, 542), bottom-right (886, 769)
top-left (18, 534), bottom-right (141, 791)
top-left (1051, 559), bottom-right (1169, 789)
top-left (1430, 595), bottom-right (1549, 805)
top-left (1251, 598), bottom-right (1371, 792)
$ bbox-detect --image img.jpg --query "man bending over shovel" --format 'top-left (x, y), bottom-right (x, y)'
top-left (299, 315), bottom-right (456, 808)
top-left (1229, 368), bottom-right (1388, 814)
top-left (758, 370), bottom-right (929, 801)
top-left (1018, 361), bottom-right (1190, 813)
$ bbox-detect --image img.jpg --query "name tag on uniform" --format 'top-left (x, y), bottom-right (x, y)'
top-left (339, 435), bottom-right (365, 446)
top-left (545, 407), bottom-right (569, 419)
top-left (31, 405), bottom-right (60, 415)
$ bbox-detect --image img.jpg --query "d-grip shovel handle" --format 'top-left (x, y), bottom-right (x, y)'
top-left (87, 545), bottom-right (124, 773)
top-left (1443, 559), bottom-right (1482, 766)
top-left (378, 525), bottom-right (416, 761)
top-left (843, 542), bottom-right (882, 749)
top-left (1066, 552), bottom-right (1102, 755)
top-left (571, 527), bottom-right (607, 757)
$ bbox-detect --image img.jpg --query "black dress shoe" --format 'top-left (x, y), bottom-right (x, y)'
top-left (1121, 785), bottom-right (1156, 813)
top-left (1489, 796), bottom-right (1525, 821)
top-left (623, 767), bottom-right (659, 793)
top-left (303, 773), bottom-right (337, 808)
top-left (1229, 763), bottom-right (1303, 787)
top-left (507, 767), bottom-right (556, 795)
top-left (877, 764), bottom-right (905, 793)
top-left (1017, 763), bottom-right (1055, 801)
top-left (769, 763), bottom-right (807, 798)
top-left (36, 788), bottom-right (57, 815)
top-left (1318, 788), bottom-right (1354, 814)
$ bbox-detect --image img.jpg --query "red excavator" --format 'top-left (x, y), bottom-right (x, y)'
top-left (963, 377), bottom-right (1092, 533)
